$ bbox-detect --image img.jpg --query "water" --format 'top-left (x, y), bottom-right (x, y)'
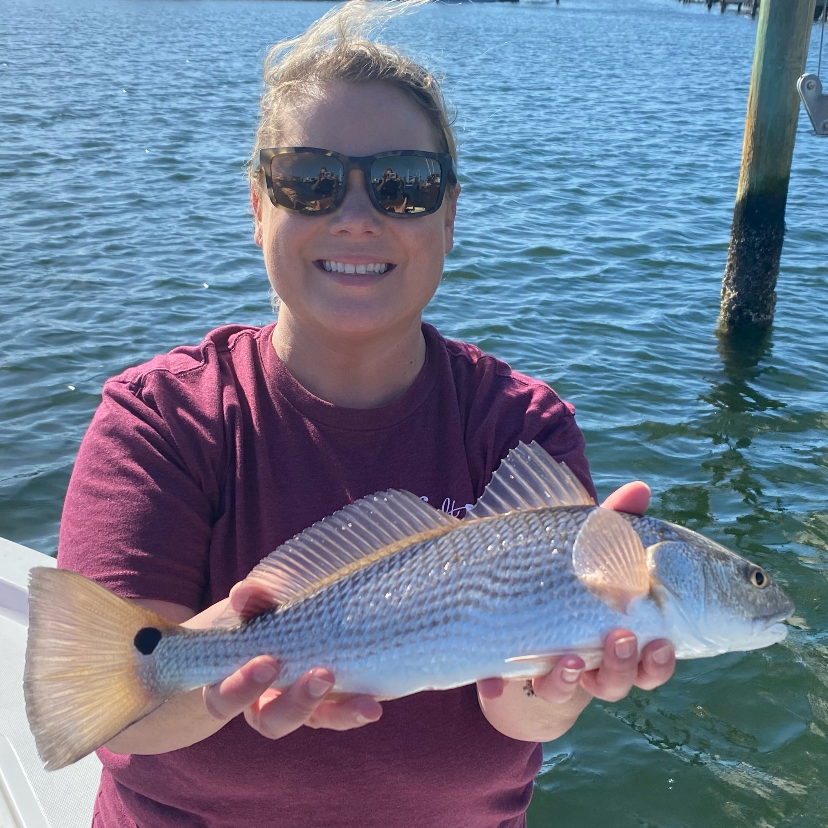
top-left (1, 0), bottom-right (827, 824)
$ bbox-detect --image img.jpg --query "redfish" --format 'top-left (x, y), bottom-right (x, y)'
top-left (24, 442), bottom-right (793, 770)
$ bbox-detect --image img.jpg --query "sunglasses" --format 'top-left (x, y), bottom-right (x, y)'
top-left (256, 147), bottom-right (457, 218)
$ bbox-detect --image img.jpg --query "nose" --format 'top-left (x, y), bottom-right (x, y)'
top-left (328, 170), bottom-right (383, 236)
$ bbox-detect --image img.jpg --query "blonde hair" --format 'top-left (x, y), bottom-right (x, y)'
top-left (248, 0), bottom-right (457, 195)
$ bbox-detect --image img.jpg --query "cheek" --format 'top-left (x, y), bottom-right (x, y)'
top-left (408, 217), bottom-right (448, 265)
top-left (261, 213), bottom-right (308, 271)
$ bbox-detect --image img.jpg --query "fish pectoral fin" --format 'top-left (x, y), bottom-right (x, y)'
top-left (215, 490), bottom-right (461, 624)
top-left (465, 442), bottom-right (595, 520)
top-left (571, 507), bottom-right (651, 614)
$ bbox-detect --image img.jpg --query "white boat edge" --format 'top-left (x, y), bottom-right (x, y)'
top-left (0, 537), bottom-right (100, 828)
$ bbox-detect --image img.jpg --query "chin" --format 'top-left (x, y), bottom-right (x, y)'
top-left (316, 300), bottom-right (423, 338)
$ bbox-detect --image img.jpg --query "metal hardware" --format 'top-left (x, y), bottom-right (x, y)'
top-left (797, 74), bottom-right (828, 136)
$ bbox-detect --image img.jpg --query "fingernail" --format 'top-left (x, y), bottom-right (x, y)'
top-left (614, 637), bottom-right (636, 660)
top-left (561, 667), bottom-right (583, 684)
top-left (651, 644), bottom-right (673, 665)
top-left (253, 664), bottom-right (277, 684)
top-left (307, 676), bottom-right (334, 699)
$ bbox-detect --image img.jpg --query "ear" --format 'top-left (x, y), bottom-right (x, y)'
top-left (251, 183), bottom-right (264, 249)
top-left (443, 182), bottom-right (460, 255)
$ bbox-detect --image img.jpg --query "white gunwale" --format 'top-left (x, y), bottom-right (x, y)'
top-left (0, 537), bottom-right (100, 828)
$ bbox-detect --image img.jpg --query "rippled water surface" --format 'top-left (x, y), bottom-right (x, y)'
top-left (2, 0), bottom-right (827, 825)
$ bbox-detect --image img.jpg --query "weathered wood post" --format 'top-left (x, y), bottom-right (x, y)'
top-left (719, 0), bottom-right (816, 331)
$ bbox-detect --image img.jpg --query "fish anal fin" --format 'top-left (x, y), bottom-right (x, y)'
top-left (465, 442), bottom-right (594, 521)
top-left (571, 508), bottom-right (651, 614)
top-left (502, 647), bottom-right (605, 678)
top-left (503, 653), bottom-right (558, 678)
top-left (214, 490), bottom-right (460, 625)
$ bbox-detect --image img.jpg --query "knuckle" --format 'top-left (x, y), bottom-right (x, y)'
top-left (247, 705), bottom-right (289, 740)
top-left (538, 689), bottom-right (570, 705)
top-left (253, 719), bottom-right (281, 740)
top-left (290, 691), bottom-right (326, 721)
top-left (203, 687), bottom-right (229, 721)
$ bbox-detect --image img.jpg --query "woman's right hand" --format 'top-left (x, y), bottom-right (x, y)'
top-left (202, 658), bottom-right (383, 739)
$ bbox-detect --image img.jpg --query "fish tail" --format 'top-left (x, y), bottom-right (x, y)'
top-left (24, 567), bottom-right (181, 770)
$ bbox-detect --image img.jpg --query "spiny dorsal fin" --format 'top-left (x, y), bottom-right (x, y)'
top-left (571, 507), bottom-right (650, 614)
top-left (465, 441), bottom-right (595, 521)
top-left (214, 490), bottom-right (461, 625)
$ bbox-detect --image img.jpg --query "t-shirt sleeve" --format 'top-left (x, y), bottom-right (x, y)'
top-left (451, 344), bottom-right (598, 504)
top-left (57, 369), bottom-right (224, 612)
top-left (488, 383), bottom-right (597, 504)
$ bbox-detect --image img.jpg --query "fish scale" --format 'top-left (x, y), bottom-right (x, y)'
top-left (154, 507), bottom-right (637, 696)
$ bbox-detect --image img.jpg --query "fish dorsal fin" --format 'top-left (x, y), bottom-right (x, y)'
top-left (571, 507), bottom-right (650, 614)
top-left (465, 441), bottom-right (595, 521)
top-left (214, 490), bottom-right (460, 625)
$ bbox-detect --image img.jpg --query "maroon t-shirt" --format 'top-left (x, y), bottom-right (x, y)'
top-left (58, 321), bottom-right (596, 828)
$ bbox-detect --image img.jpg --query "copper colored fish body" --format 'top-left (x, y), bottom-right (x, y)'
top-left (24, 443), bottom-right (794, 770)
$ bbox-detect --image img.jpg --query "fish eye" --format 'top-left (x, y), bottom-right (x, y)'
top-left (748, 567), bottom-right (768, 589)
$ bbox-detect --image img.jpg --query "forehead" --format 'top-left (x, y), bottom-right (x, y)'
top-left (277, 81), bottom-right (440, 156)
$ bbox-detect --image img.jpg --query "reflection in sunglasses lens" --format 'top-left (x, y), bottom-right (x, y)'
top-left (266, 152), bottom-right (445, 215)
top-left (371, 156), bottom-right (442, 214)
top-left (269, 153), bottom-right (344, 212)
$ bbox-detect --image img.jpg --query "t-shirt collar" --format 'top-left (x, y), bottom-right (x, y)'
top-left (258, 322), bottom-right (440, 431)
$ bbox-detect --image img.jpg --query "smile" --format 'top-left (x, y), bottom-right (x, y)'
top-left (320, 260), bottom-right (391, 274)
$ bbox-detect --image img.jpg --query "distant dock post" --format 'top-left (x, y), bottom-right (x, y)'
top-left (718, 0), bottom-right (817, 331)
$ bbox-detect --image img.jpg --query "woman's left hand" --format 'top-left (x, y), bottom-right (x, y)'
top-left (476, 480), bottom-right (676, 742)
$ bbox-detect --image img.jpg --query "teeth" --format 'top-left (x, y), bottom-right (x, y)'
top-left (322, 261), bottom-right (388, 274)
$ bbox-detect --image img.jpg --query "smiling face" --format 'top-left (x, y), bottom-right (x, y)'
top-left (252, 81), bottom-right (458, 344)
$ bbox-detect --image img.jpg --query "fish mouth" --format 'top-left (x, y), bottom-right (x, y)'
top-left (757, 603), bottom-right (795, 628)
top-left (756, 604), bottom-right (794, 643)
top-left (760, 621), bottom-right (789, 643)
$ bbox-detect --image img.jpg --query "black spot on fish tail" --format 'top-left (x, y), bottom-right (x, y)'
top-left (134, 627), bottom-right (162, 655)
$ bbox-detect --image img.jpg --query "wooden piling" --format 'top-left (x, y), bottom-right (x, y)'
top-left (718, 0), bottom-right (817, 331)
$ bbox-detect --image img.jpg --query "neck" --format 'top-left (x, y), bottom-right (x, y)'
top-left (271, 312), bottom-right (427, 409)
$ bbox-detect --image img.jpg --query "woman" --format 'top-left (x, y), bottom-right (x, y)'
top-left (57, 3), bottom-right (674, 826)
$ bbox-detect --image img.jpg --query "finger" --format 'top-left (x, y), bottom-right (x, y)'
top-left (306, 695), bottom-right (383, 731)
top-left (228, 581), bottom-right (277, 617)
top-left (601, 481), bottom-right (650, 515)
top-left (203, 656), bottom-right (280, 721)
top-left (532, 656), bottom-right (586, 704)
top-left (635, 639), bottom-right (675, 691)
top-left (579, 630), bottom-right (639, 702)
top-left (477, 677), bottom-right (507, 700)
top-left (244, 668), bottom-right (336, 740)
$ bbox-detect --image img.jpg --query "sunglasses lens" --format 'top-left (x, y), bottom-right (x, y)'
top-left (267, 153), bottom-right (344, 213)
top-left (370, 155), bottom-right (444, 215)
